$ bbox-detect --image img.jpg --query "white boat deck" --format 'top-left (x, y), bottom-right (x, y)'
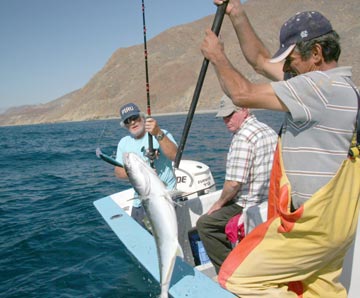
top-left (94, 188), bottom-right (360, 297)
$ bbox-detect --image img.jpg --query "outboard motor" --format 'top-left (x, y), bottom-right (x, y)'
top-left (175, 160), bottom-right (216, 199)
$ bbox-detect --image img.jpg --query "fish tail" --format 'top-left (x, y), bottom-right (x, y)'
top-left (159, 283), bottom-right (169, 298)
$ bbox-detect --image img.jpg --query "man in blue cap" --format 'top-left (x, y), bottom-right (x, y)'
top-left (114, 102), bottom-right (178, 228)
top-left (201, 1), bottom-right (359, 297)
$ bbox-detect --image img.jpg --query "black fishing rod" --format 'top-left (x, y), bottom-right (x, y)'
top-left (96, 1), bottom-right (156, 170)
top-left (174, 1), bottom-right (229, 169)
top-left (142, 0), bottom-right (156, 168)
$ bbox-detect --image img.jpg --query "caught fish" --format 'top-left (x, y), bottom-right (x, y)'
top-left (123, 152), bottom-right (184, 298)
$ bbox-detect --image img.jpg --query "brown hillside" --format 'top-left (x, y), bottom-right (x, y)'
top-left (1, 0), bottom-right (359, 126)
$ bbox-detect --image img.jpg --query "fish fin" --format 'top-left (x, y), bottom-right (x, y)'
top-left (162, 193), bottom-right (183, 208)
top-left (126, 195), bottom-right (147, 202)
top-left (177, 242), bottom-right (184, 259)
top-left (158, 287), bottom-right (169, 298)
top-left (169, 189), bottom-right (185, 197)
top-left (171, 200), bottom-right (183, 208)
top-left (168, 190), bottom-right (187, 207)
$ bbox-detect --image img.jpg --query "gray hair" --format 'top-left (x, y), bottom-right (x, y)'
top-left (295, 30), bottom-right (341, 62)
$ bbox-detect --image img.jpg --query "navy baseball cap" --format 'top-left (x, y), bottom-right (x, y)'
top-left (270, 11), bottom-right (333, 63)
top-left (119, 103), bottom-right (141, 123)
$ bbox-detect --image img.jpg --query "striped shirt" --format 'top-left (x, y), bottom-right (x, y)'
top-left (226, 115), bottom-right (278, 208)
top-left (271, 66), bottom-right (358, 209)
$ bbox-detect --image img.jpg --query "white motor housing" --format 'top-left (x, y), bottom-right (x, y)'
top-left (174, 159), bottom-right (216, 199)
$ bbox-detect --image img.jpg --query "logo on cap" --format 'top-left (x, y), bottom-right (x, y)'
top-left (121, 106), bottom-right (135, 115)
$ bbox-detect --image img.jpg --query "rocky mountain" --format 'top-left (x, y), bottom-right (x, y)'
top-left (1, 0), bottom-right (359, 126)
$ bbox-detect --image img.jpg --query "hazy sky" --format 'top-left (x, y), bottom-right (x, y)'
top-left (0, 0), bottom-right (246, 112)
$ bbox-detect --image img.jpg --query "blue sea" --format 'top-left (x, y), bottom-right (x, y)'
top-left (0, 111), bottom-right (283, 298)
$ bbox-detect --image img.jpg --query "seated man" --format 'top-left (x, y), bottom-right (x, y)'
top-left (196, 95), bottom-right (277, 274)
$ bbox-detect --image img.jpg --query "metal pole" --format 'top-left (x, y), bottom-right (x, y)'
top-left (174, 1), bottom-right (229, 168)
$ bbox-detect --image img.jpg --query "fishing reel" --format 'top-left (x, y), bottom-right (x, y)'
top-left (141, 146), bottom-right (159, 162)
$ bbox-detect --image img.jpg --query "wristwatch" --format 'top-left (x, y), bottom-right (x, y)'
top-left (155, 131), bottom-right (165, 141)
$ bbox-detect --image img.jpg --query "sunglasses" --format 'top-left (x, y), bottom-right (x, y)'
top-left (124, 115), bottom-right (140, 125)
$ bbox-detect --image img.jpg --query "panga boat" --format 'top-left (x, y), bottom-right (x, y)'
top-left (93, 159), bottom-right (360, 297)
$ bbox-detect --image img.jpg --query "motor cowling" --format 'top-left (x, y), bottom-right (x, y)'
top-left (174, 160), bottom-right (216, 199)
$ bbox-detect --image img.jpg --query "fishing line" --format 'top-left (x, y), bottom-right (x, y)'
top-left (95, 120), bottom-right (123, 168)
top-left (96, 122), bottom-right (107, 149)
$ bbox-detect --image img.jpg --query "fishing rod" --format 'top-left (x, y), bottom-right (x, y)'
top-left (96, 148), bottom-right (123, 168)
top-left (96, 1), bottom-right (156, 170)
top-left (95, 123), bottom-right (123, 167)
top-left (174, 1), bottom-right (229, 169)
top-left (142, 0), bottom-right (156, 168)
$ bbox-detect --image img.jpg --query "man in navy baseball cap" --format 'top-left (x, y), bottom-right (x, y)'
top-left (202, 1), bottom-right (356, 297)
top-left (119, 102), bottom-right (141, 126)
top-left (270, 11), bottom-right (333, 63)
top-left (115, 102), bottom-right (178, 229)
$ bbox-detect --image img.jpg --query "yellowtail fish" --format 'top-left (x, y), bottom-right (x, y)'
top-left (123, 152), bottom-right (184, 298)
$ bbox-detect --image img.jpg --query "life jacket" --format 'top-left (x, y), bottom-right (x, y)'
top-left (219, 82), bottom-right (360, 297)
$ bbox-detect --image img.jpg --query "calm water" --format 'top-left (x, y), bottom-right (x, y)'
top-left (0, 111), bottom-right (283, 298)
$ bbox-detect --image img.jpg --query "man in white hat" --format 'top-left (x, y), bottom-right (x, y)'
top-left (196, 94), bottom-right (277, 274)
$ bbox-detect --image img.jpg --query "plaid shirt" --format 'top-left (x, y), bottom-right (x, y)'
top-left (225, 115), bottom-right (278, 208)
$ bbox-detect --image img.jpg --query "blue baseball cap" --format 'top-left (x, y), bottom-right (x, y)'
top-left (270, 11), bottom-right (333, 63)
top-left (119, 103), bottom-right (141, 123)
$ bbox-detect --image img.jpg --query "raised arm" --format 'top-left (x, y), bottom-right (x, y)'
top-left (214, 0), bottom-right (284, 81)
top-left (145, 118), bottom-right (178, 161)
top-left (201, 28), bottom-right (288, 112)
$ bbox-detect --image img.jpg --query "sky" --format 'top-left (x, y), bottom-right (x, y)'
top-left (0, 0), bottom-right (232, 112)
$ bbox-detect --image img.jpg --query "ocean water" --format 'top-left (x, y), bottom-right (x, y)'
top-left (0, 111), bottom-right (283, 298)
